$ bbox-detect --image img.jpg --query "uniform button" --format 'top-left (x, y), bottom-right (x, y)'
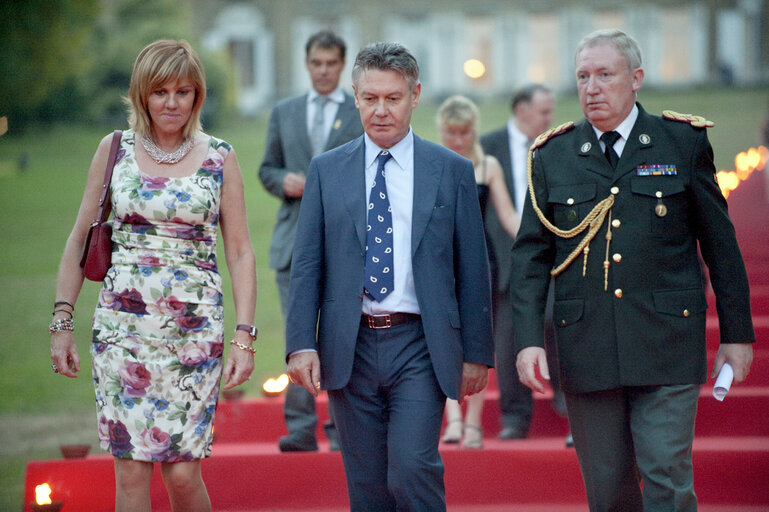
top-left (655, 191), bottom-right (663, 198)
top-left (614, 288), bottom-right (623, 298)
top-left (610, 186), bottom-right (619, 195)
top-left (612, 219), bottom-right (621, 228)
top-left (683, 309), bottom-right (690, 317)
top-left (567, 198), bottom-right (575, 205)
top-left (560, 319), bottom-right (567, 326)
top-left (612, 253), bottom-right (622, 263)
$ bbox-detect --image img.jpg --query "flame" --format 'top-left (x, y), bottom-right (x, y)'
top-left (717, 146), bottom-right (768, 199)
top-left (263, 373), bottom-right (289, 393)
top-left (35, 483), bottom-right (53, 505)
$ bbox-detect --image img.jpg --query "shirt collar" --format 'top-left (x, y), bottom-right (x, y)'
top-left (308, 86), bottom-right (345, 105)
top-left (592, 103), bottom-right (639, 142)
top-left (363, 128), bottom-right (413, 171)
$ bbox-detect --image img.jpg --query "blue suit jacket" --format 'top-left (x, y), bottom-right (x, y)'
top-left (285, 134), bottom-right (494, 399)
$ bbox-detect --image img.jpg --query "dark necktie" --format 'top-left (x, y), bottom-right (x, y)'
top-left (600, 131), bottom-right (621, 169)
top-left (364, 151), bottom-right (394, 302)
top-left (310, 95), bottom-right (329, 156)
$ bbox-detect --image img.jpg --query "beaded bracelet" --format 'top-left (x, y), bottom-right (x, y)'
top-left (49, 318), bottom-right (74, 334)
top-left (229, 339), bottom-right (256, 355)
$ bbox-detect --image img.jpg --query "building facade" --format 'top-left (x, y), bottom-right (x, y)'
top-left (195, 0), bottom-right (769, 115)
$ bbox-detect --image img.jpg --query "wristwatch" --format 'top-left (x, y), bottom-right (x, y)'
top-left (235, 324), bottom-right (258, 341)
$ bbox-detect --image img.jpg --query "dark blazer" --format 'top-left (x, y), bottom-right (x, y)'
top-left (259, 92), bottom-right (363, 271)
top-left (480, 127), bottom-right (516, 293)
top-left (510, 103), bottom-right (754, 394)
top-left (285, 135), bottom-right (495, 399)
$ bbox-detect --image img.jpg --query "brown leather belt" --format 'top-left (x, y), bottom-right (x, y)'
top-left (361, 313), bottom-right (420, 329)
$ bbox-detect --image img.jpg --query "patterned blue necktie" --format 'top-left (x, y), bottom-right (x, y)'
top-left (364, 151), bottom-right (394, 302)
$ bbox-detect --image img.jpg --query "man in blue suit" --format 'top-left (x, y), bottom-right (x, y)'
top-left (285, 42), bottom-right (494, 511)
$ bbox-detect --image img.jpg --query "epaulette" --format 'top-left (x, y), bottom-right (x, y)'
top-left (662, 110), bottom-right (714, 128)
top-left (532, 121), bottom-right (575, 151)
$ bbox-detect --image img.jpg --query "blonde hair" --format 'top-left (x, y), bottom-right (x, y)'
top-left (436, 95), bottom-right (484, 167)
top-left (126, 40), bottom-right (206, 139)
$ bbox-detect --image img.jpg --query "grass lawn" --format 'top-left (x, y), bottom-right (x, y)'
top-left (0, 87), bottom-right (766, 510)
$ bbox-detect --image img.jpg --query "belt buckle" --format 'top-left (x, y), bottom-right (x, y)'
top-left (368, 314), bottom-right (392, 329)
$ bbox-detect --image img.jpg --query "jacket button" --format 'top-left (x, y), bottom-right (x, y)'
top-left (560, 319), bottom-right (567, 326)
top-left (614, 288), bottom-right (623, 298)
top-left (610, 186), bottom-right (620, 195)
top-left (612, 253), bottom-right (622, 263)
top-left (683, 309), bottom-right (690, 317)
top-left (612, 219), bottom-right (621, 228)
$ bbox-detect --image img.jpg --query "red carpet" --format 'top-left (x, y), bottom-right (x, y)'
top-left (24, 171), bottom-right (769, 510)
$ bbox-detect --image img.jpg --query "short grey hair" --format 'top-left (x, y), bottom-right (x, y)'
top-left (351, 42), bottom-right (420, 91)
top-left (575, 29), bottom-right (643, 71)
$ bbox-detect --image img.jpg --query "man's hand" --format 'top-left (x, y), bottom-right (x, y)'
top-left (287, 351), bottom-right (321, 396)
top-left (283, 172), bottom-right (306, 198)
top-left (459, 362), bottom-right (488, 404)
top-left (516, 347), bottom-right (550, 394)
top-left (711, 342), bottom-right (753, 383)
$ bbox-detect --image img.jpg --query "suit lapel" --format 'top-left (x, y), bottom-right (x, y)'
top-left (339, 137), bottom-right (368, 252)
top-left (325, 94), bottom-right (358, 151)
top-left (613, 105), bottom-right (654, 181)
top-left (291, 94), bottom-right (313, 167)
top-left (411, 136), bottom-right (442, 256)
top-left (576, 121), bottom-right (614, 179)
top-left (498, 135), bottom-right (516, 204)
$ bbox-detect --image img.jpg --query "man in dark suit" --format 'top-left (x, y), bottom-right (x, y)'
top-left (511, 29), bottom-right (754, 511)
top-left (259, 30), bottom-right (363, 452)
top-left (480, 84), bottom-right (554, 439)
top-left (286, 42), bottom-right (494, 511)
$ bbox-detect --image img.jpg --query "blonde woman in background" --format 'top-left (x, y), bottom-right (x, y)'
top-left (437, 95), bottom-right (519, 448)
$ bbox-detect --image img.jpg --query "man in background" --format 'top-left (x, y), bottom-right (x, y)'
top-left (480, 84), bottom-right (555, 439)
top-left (259, 30), bottom-right (363, 452)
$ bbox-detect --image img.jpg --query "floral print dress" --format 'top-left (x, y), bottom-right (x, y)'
top-left (91, 129), bottom-right (229, 462)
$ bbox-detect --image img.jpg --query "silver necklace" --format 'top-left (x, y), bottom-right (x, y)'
top-left (141, 135), bottom-right (195, 164)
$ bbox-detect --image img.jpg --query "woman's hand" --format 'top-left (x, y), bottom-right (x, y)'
top-left (50, 331), bottom-right (81, 378)
top-left (221, 335), bottom-right (255, 390)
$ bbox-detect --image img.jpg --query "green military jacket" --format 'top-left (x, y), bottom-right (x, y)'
top-left (511, 103), bottom-right (754, 393)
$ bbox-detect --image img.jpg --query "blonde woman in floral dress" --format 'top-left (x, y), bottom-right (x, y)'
top-left (49, 40), bottom-right (257, 511)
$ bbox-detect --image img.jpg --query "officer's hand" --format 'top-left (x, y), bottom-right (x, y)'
top-left (516, 347), bottom-right (550, 394)
top-left (287, 351), bottom-right (320, 396)
top-left (711, 342), bottom-right (753, 383)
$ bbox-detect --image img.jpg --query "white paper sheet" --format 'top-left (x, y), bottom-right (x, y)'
top-left (712, 363), bottom-right (734, 401)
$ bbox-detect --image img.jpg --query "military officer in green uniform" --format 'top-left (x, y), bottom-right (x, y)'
top-left (511, 28), bottom-right (755, 512)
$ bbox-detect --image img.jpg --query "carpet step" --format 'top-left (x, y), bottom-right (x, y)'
top-left (213, 382), bottom-right (769, 444)
top-left (23, 437), bottom-right (769, 511)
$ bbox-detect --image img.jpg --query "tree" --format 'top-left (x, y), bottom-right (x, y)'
top-left (0, 0), bottom-right (99, 132)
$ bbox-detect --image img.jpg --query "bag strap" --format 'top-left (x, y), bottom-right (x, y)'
top-left (95, 130), bottom-right (122, 224)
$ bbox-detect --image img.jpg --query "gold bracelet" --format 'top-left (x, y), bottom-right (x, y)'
top-left (229, 339), bottom-right (256, 355)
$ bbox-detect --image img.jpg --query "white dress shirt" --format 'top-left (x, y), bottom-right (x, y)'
top-left (362, 129), bottom-right (420, 316)
top-left (307, 87), bottom-right (345, 147)
top-left (593, 104), bottom-right (639, 158)
top-left (507, 119), bottom-right (529, 215)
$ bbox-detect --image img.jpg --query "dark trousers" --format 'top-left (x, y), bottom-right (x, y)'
top-left (278, 267), bottom-right (319, 440)
top-left (329, 317), bottom-right (447, 512)
top-left (565, 384), bottom-right (700, 512)
top-left (493, 288), bottom-right (533, 430)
